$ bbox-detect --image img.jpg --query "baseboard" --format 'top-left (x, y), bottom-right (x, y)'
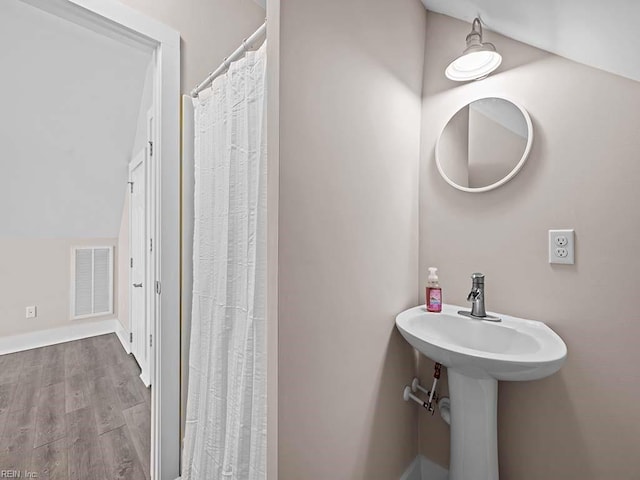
top-left (0, 319), bottom-right (121, 355)
top-left (420, 455), bottom-right (448, 480)
top-left (400, 455), bottom-right (422, 480)
top-left (114, 319), bottom-right (131, 354)
top-left (400, 455), bottom-right (448, 480)
top-left (140, 371), bottom-right (151, 387)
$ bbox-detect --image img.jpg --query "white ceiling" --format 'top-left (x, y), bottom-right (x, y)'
top-left (0, 0), bottom-right (152, 238)
top-left (421, 0), bottom-right (640, 83)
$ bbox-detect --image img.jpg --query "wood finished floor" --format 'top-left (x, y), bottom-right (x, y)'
top-left (0, 334), bottom-right (150, 480)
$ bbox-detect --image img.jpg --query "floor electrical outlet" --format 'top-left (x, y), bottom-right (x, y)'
top-left (549, 229), bottom-right (575, 265)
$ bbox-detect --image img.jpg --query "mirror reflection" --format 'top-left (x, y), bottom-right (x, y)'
top-left (436, 97), bottom-right (532, 191)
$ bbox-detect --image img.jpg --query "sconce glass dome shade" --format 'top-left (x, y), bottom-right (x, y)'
top-left (445, 46), bottom-right (502, 82)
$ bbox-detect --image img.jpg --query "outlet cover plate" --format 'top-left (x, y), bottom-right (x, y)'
top-left (549, 229), bottom-right (574, 265)
top-left (26, 306), bottom-right (37, 318)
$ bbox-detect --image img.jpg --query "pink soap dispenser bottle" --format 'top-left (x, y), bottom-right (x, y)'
top-left (426, 267), bottom-right (442, 312)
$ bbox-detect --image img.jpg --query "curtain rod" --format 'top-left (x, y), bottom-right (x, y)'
top-left (191, 21), bottom-right (267, 97)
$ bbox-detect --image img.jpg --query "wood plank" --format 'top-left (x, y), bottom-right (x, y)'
top-left (42, 345), bottom-right (65, 387)
top-left (78, 338), bottom-right (103, 373)
top-left (92, 335), bottom-right (121, 368)
top-left (42, 344), bottom-right (64, 364)
top-left (120, 353), bottom-right (142, 377)
top-left (91, 335), bottom-right (110, 348)
top-left (137, 380), bottom-right (151, 407)
top-left (67, 407), bottom-right (106, 480)
top-left (123, 403), bottom-right (151, 480)
top-left (0, 407), bottom-right (37, 471)
top-left (20, 365), bottom-right (43, 386)
top-left (42, 362), bottom-right (65, 387)
top-left (31, 437), bottom-right (68, 480)
top-left (108, 364), bottom-right (145, 410)
top-left (0, 352), bottom-right (24, 384)
top-left (65, 373), bottom-right (88, 414)
top-left (91, 365), bottom-right (111, 380)
top-left (23, 347), bottom-right (45, 367)
top-left (0, 448), bottom-right (33, 478)
top-left (67, 338), bottom-right (104, 375)
top-left (99, 426), bottom-right (146, 480)
top-left (90, 336), bottom-right (109, 365)
top-left (87, 375), bottom-right (125, 435)
top-left (34, 382), bottom-right (66, 448)
top-left (106, 334), bottom-right (127, 358)
top-left (11, 375), bottom-right (41, 413)
top-left (0, 383), bottom-right (16, 416)
top-left (64, 342), bottom-right (85, 378)
top-left (0, 413), bottom-right (7, 440)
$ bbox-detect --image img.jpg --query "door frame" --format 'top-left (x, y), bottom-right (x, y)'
top-left (145, 108), bottom-right (157, 388)
top-left (19, 1), bottom-right (182, 478)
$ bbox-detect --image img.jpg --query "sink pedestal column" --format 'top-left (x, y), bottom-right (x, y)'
top-left (448, 369), bottom-right (499, 480)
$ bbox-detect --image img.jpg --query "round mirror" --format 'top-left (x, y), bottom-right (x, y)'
top-left (435, 97), bottom-right (533, 193)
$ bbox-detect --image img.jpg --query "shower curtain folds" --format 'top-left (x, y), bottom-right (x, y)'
top-left (182, 42), bottom-right (267, 480)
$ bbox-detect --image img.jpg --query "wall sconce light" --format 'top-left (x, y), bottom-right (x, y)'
top-left (445, 17), bottom-right (502, 81)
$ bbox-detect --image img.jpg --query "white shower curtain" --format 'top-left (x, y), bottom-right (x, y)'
top-left (183, 42), bottom-right (267, 480)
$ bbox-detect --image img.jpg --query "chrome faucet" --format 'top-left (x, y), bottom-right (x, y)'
top-left (467, 273), bottom-right (487, 317)
top-left (459, 273), bottom-right (501, 322)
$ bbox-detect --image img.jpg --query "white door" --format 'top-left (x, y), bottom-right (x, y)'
top-left (129, 151), bottom-right (149, 381)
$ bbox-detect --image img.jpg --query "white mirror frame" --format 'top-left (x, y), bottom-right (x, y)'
top-left (435, 96), bottom-right (534, 193)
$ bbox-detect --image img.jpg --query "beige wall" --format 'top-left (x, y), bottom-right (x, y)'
top-left (419, 12), bottom-right (640, 479)
top-left (0, 238), bottom-right (119, 338)
top-left (278, 0), bottom-right (426, 478)
top-left (118, 0), bottom-right (265, 94)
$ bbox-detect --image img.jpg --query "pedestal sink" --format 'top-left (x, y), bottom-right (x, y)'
top-left (396, 304), bottom-right (567, 480)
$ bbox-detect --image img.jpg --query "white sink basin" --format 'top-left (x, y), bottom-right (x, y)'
top-left (396, 304), bottom-right (567, 480)
top-left (396, 304), bottom-right (567, 381)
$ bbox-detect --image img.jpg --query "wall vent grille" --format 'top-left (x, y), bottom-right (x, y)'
top-left (71, 246), bottom-right (113, 319)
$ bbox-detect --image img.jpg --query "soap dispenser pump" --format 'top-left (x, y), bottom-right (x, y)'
top-left (426, 267), bottom-right (442, 312)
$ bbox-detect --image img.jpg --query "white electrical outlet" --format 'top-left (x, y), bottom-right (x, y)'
top-left (549, 229), bottom-right (575, 265)
top-left (554, 235), bottom-right (568, 247)
top-left (26, 306), bottom-right (37, 318)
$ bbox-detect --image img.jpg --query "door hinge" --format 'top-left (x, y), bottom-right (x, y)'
top-left (150, 238), bottom-right (153, 252)
top-left (128, 181), bottom-right (134, 193)
top-left (129, 332), bottom-right (133, 343)
top-left (148, 140), bottom-right (153, 156)
top-left (130, 257), bottom-right (133, 268)
top-left (155, 281), bottom-right (161, 295)
top-left (150, 334), bottom-right (153, 348)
